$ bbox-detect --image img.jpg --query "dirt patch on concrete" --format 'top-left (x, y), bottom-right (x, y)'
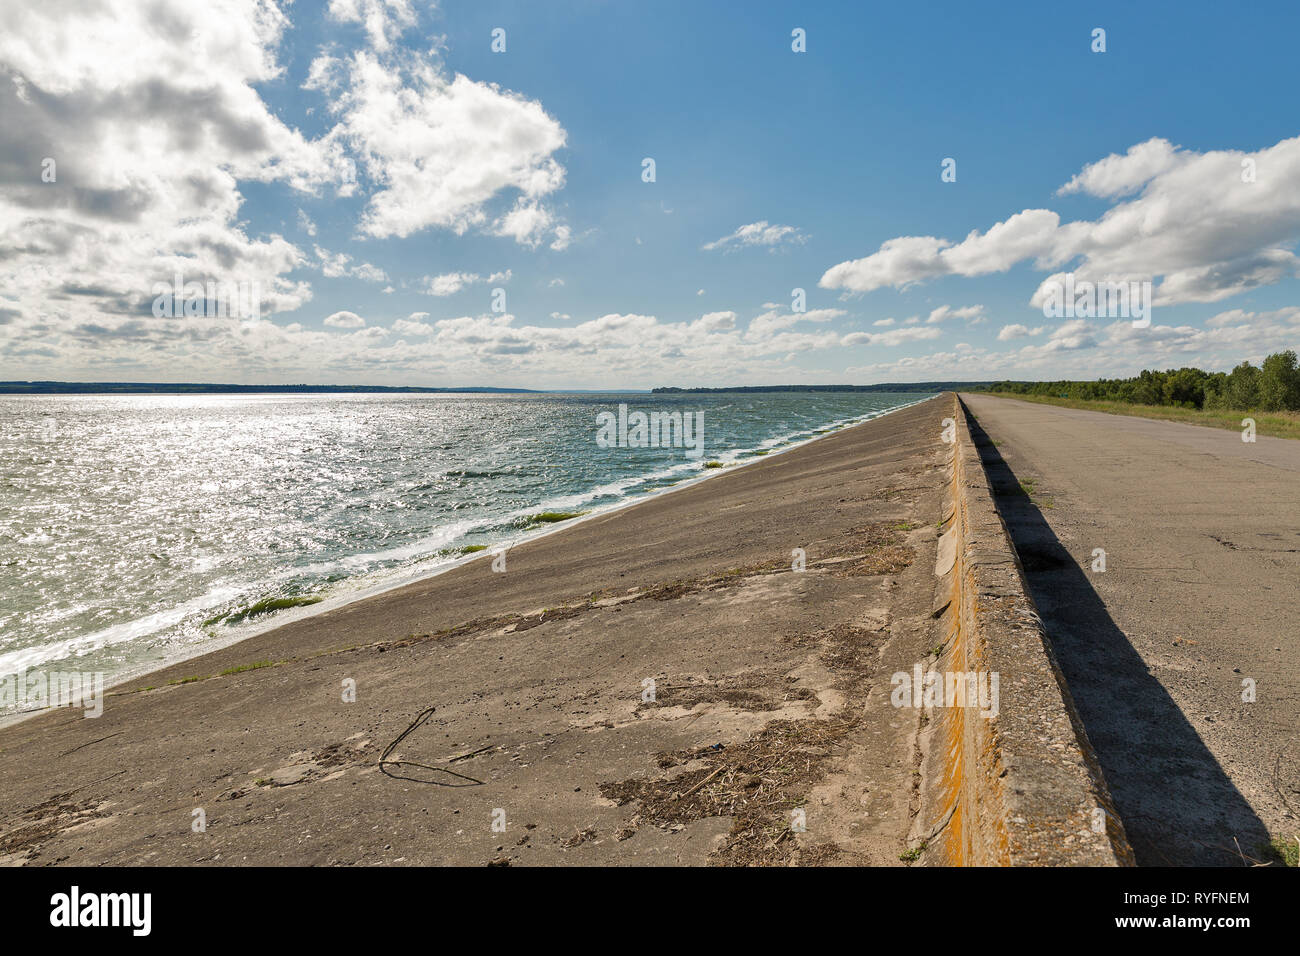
top-left (820, 624), bottom-right (890, 691)
top-left (832, 522), bottom-right (916, 576)
top-left (640, 672), bottom-right (818, 713)
top-left (601, 715), bottom-right (859, 866)
top-left (601, 612), bottom-right (899, 866)
top-left (1, 792), bottom-right (110, 861)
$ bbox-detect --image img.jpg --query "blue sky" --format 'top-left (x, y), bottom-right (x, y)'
top-left (3, 0), bottom-right (1299, 387)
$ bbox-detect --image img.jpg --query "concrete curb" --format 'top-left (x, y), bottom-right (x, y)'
top-left (929, 394), bottom-right (1134, 866)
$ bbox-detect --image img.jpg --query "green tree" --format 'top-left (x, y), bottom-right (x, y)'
top-left (1162, 367), bottom-right (1209, 408)
top-left (1224, 362), bottom-right (1261, 409)
top-left (1130, 369), bottom-right (1165, 406)
top-left (1202, 372), bottom-right (1229, 410)
top-left (1257, 350), bottom-right (1300, 411)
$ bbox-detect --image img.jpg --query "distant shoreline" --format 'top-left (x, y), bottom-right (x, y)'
top-left (652, 382), bottom-right (995, 393)
top-left (2, 381), bottom-right (981, 395)
top-left (1, 382), bottom-right (551, 395)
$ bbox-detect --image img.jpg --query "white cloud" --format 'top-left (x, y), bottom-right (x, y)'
top-left (315, 246), bottom-right (351, 278)
top-left (820, 135), bottom-right (1300, 306)
top-left (14, 296), bottom-right (1295, 389)
top-left (425, 270), bottom-right (511, 296)
top-left (747, 307), bottom-right (844, 339)
top-left (0, 0), bottom-right (355, 339)
top-left (303, 53), bottom-right (344, 95)
top-left (314, 245), bottom-right (388, 283)
top-left (392, 312), bottom-right (433, 336)
top-left (493, 200), bottom-right (555, 247)
top-left (698, 311), bottom-right (736, 332)
top-left (844, 309), bottom-right (1300, 384)
top-left (926, 304), bottom-right (986, 325)
top-left (351, 262), bottom-right (388, 283)
top-left (6, 10), bottom-right (1290, 389)
top-left (326, 0), bottom-right (416, 54)
top-left (703, 221), bottom-right (808, 252)
top-left (1057, 138), bottom-right (1186, 198)
top-left (840, 326), bottom-right (942, 348)
top-left (997, 323), bottom-right (1045, 341)
top-left (427, 273), bottom-right (472, 297)
top-left (327, 49), bottom-right (567, 243)
top-left (1039, 319), bottom-right (1096, 351)
top-left (1204, 306), bottom-right (1300, 329)
top-left (324, 310), bottom-right (366, 328)
top-left (820, 235), bottom-right (954, 293)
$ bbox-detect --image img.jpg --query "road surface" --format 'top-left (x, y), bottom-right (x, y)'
top-left (961, 394), bottom-right (1299, 865)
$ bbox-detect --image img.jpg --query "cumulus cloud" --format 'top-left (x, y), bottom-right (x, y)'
top-left (425, 270), bottom-right (511, 296)
top-left (820, 135), bottom-right (1300, 306)
top-left (845, 307), bottom-right (1300, 384)
top-left (840, 326), bottom-right (942, 348)
top-left (2, 293), bottom-right (968, 386)
top-left (997, 323), bottom-right (1044, 341)
top-left (1057, 138), bottom-right (1187, 199)
top-left (1204, 306), bottom-right (1300, 329)
top-left (697, 311), bottom-right (737, 332)
top-left (746, 307), bottom-right (844, 339)
top-left (1039, 319), bottom-right (1096, 351)
top-left (0, 0), bottom-right (355, 337)
top-left (323, 41), bottom-right (568, 243)
top-left (391, 312), bottom-right (433, 336)
top-left (314, 245), bottom-right (388, 282)
top-left (703, 221), bottom-right (808, 252)
top-left (324, 310), bottom-right (366, 328)
top-left (925, 304), bottom-right (985, 325)
top-left (0, 0), bottom-right (574, 378)
top-left (326, 0), bottom-right (416, 54)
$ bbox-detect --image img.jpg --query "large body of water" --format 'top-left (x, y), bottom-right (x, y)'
top-left (0, 390), bottom-right (931, 705)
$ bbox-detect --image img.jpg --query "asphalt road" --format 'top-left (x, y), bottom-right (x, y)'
top-left (961, 394), bottom-right (1299, 865)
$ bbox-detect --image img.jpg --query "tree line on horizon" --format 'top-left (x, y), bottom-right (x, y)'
top-left (990, 350), bottom-right (1300, 412)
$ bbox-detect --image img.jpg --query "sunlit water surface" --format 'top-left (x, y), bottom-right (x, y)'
top-left (0, 391), bottom-right (931, 704)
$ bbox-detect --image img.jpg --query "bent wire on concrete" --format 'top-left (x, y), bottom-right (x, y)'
top-left (929, 394), bottom-right (1134, 866)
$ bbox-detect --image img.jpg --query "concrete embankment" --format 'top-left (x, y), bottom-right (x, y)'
top-left (924, 395), bottom-right (1133, 866)
top-left (0, 397), bottom-right (951, 866)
